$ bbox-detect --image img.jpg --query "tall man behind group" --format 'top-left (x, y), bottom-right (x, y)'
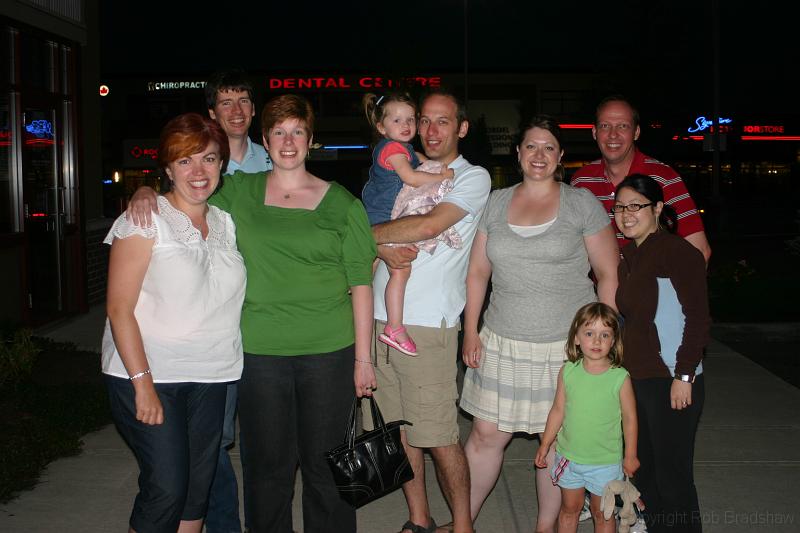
top-left (572, 96), bottom-right (712, 262)
top-left (370, 90), bottom-right (490, 533)
top-left (203, 68), bottom-right (271, 533)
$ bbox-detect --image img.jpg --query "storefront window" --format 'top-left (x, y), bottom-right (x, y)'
top-left (0, 94), bottom-right (12, 233)
top-left (20, 33), bottom-right (55, 92)
top-left (0, 26), bottom-right (10, 87)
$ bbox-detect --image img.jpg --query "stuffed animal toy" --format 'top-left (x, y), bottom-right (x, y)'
top-left (601, 478), bottom-right (641, 533)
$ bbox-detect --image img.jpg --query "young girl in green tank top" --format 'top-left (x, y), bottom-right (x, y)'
top-left (535, 302), bottom-right (640, 533)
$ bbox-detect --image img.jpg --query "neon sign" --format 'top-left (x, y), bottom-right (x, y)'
top-left (743, 125), bottom-right (784, 134)
top-left (268, 76), bottom-right (441, 91)
top-left (687, 116), bottom-right (732, 133)
top-left (147, 81), bottom-right (207, 91)
top-left (130, 145), bottom-right (158, 160)
top-left (25, 119), bottom-right (54, 138)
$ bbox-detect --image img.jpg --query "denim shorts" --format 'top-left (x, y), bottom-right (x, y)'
top-left (552, 453), bottom-right (623, 496)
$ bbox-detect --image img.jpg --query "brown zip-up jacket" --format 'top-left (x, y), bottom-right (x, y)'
top-left (616, 230), bottom-right (710, 380)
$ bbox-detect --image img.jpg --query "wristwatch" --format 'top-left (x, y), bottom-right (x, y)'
top-left (674, 373), bottom-right (695, 383)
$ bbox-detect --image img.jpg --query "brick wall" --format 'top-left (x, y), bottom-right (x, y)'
top-left (86, 218), bottom-right (113, 304)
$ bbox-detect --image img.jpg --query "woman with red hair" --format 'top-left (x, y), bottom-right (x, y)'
top-left (103, 113), bottom-right (245, 533)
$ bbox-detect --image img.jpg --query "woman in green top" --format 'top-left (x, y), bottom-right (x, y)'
top-left (128, 95), bottom-right (377, 533)
top-left (219, 95), bottom-right (376, 532)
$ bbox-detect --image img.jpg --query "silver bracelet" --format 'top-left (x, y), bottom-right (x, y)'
top-left (129, 369), bottom-right (152, 381)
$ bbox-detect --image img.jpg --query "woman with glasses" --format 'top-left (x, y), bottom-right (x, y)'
top-left (459, 115), bottom-right (619, 531)
top-left (614, 173), bottom-right (710, 532)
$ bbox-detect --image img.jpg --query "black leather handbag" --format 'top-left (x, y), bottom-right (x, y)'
top-left (325, 395), bottom-right (414, 507)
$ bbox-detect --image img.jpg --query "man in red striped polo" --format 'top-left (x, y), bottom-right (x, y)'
top-left (572, 96), bottom-right (711, 262)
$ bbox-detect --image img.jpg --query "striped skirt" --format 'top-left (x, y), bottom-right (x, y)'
top-left (460, 327), bottom-right (566, 434)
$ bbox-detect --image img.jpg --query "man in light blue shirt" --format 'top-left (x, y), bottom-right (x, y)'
top-left (206, 69), bottom-right (272, 176)
top-left (203, 68), bottom-right (269, 533)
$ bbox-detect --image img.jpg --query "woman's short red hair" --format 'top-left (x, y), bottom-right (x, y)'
top-left (158, 113), bottom-right (230, 170)
top-left (261, 94), bottom-right (315, 139)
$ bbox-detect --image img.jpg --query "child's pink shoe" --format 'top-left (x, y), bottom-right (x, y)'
top-left (379, 325), bottom-right (418, 356)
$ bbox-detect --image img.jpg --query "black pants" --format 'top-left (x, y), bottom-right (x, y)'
top-left (633, 375), bottom-right (705, 533)
top-left (238, 348), bottom-right (356, 533)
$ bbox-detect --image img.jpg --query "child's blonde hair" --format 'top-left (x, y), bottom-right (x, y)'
top-left (362, 91), bottom-right (416, 132)
top-left (565, 302), bottom-right (624, 366)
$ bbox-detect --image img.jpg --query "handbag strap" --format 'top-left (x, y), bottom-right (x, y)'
top-left (366, 395), bottom-right (388, 429)
top-left (344, 395), bottom-right (391, 448)
top-left (344, 396), bottom-right (359, 445)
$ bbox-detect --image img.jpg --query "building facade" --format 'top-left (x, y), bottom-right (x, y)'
top-left (0, 0), bottom-right (101, 326)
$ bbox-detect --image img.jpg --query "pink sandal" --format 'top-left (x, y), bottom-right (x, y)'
top-left (379, 325), bottom-right (418, 356)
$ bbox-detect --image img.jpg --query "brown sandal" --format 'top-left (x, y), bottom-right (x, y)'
top-left (438, 521), bottom-right (476, 533)
top-left (400, 518), bottom-right (437, 533)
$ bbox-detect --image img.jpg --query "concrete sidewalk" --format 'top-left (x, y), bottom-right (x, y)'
top-left (1, 307), bottom-right (798, 532)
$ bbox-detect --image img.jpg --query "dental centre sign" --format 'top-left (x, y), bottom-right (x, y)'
top-left (267, 75), bottom-right (441, 90)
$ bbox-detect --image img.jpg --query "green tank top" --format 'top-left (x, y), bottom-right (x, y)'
top-left (556, 360), bottom-right (629, 464)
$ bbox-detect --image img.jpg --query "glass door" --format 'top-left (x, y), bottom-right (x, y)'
top-left (22, 105), bottom-right (64, 323)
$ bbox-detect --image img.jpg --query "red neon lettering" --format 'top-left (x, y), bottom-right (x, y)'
top-left (744, 125), bottom-right (785, 134)
top-left (271, 75), bottom-right (442, 91)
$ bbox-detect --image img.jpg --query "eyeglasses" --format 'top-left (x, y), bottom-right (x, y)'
top-left (611, 202), bottom-right (654, 213)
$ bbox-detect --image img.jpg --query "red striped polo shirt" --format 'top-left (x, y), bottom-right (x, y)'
top-left (571, 149), bottom-right (705, 246)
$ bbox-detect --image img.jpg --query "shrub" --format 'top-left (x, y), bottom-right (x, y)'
top-left (0, 329), bottom-right (41, 390)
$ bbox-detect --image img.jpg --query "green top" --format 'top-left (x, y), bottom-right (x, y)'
top-left (210, 171), bottom-right (376, 355)
top-left (556, 360), bottom-right (629, 464)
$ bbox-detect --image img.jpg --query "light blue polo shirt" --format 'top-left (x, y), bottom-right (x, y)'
top-left (226, 137), bottom-right (271, 175)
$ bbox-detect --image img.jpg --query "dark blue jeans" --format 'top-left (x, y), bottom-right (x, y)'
top-left (105, 375), bottom-right (227, 533)
top-left (238, 347), bottom-right (356, 533)
top-left (205, 382), bottom-right (243, 533)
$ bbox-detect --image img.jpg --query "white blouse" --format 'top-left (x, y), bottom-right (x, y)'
top-left (101, 196), bottom-right (246, 383)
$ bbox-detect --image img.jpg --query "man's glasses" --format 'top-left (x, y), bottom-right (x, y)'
top-left (611, 202), bottom-right (654, 213)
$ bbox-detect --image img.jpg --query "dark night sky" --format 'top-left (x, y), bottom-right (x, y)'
top-left (100, 1), bottom-right (800, 114)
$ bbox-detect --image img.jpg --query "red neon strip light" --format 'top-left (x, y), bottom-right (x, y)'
top-left (560, 124), bottom-right (593, 129)
top-left (741, 136), bottom-right (800, 141)
top-left (31, 213), bottom-right (47, 217)
top-left (25, 138), bottom-right (55, 145)
top-left (689, 136), bottom-right (703, 141)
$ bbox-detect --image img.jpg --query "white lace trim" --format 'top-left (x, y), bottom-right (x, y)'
top-left (104, 215), bottom-right (157, 244)
top-left (104, 196), bottom-right (235, 248)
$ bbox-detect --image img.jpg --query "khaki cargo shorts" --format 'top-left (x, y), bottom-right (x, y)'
top-left (364, 320), bottom-right (460, 448)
